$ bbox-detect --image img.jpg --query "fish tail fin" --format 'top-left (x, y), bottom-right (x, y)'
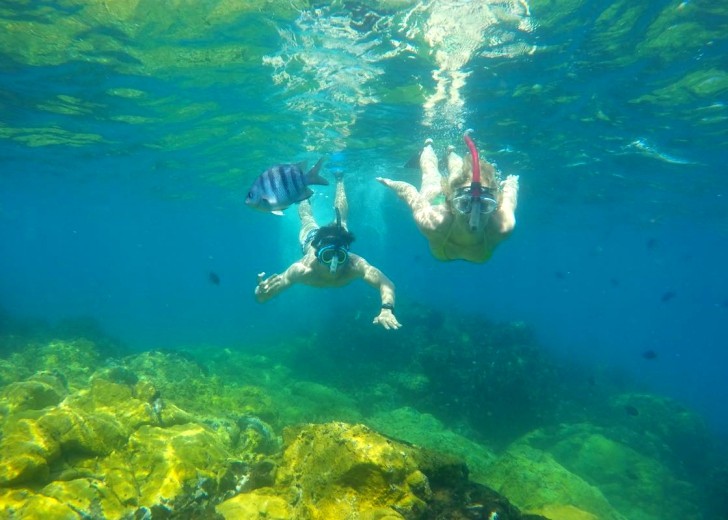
top-left (306, 157), bottom-right (329, 186)
top-left (403, 150), bottom-right (421, 169)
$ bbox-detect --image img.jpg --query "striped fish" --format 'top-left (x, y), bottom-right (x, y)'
top-left (245, 157), bottom-right (327, 215)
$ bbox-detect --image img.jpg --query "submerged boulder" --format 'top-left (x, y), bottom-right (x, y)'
top-left (482, 441), bottom-right (625, 520)
top-left (483, 422), bottom-right (705, 520)
top-left (0, 367), bottom-right (258, 518)
top-left (0, 371), bottom-right (67, 414)
top-left (0, 417), bottom-right (60, 486)
top-left (218, 421), bottom-right (544, 520)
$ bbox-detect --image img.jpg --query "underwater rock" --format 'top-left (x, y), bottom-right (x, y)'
top-left (35, 376), bottom-right (158, 457)
top-left (108, 423), bottom-right (234, 508)
top-left (0, 356), bottom-right (268, 517)
top-left (0, 390), bottom-right (262, 517)
top-left (516, 423), bottom-right (704, 519)
top-left (608, 392), bottom-right (712, 476)
top-left (0, 359), bottom-right (30, 388)
top-left (126, 350), bottom-right (282, 423)
top-left (0, 488), bottom-right (79, 519)
top-left (238, 414), bottom-right (281, 454)
top-left (276, 422), bottom-right (429, 519)
top-left (367, 407), bottom-right (498, 482)
top-left (0, 418), bottom-right (60, 486)
top-left (8, 339), bottom-right (101, 389)
top-left (217, 489), bottom-right (292, 519)
top-left (217, 421), bottom-right (543, 520)
top-left (40, 478), bottom-right (126, 519)
top-left (535, 504), bottom-right (598, 520)
top-left (280, 381), bottom-right (362, 425)
top-left (481, 442), bottom-right (625, 520)
top-left (0, 371), bottom-right (67, 414)
top-left (389, 371), bottom-right (431, 395)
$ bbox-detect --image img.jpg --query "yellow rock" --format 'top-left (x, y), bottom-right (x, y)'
top-left (0, 418), bottom-right (59, 485)
top-left (40, 478), bottom-right (127, 520)
top-left (118, 423), bottom-right (233, 507)
top-left (216, 490), bottom-right (293, 519)
top-left (0, 488), bottom-right (77, 519)
top-left (37, 405), bottom-right (129, 456)
top-left (0, 379), bottom-right (64, 413)
top-left (533, 503), bottom-right (599, 520)
top-left (230, 422), bottom-right (431, 520)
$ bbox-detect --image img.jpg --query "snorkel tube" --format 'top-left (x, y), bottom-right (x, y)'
top-left (463, 130), bottom-right (482, 232)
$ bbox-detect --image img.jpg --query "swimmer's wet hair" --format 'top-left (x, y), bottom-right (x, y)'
top-left (312, 224), bottom-right (355, 250)
top-left (445, 156), bottom-right (501, 199)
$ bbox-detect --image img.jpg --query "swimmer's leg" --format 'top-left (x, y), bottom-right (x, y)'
top-left (334, 171), bottom-right (349, 229)
top-left (298, 200), bottom-right (318, 250)
top-left (447, 145), bottom-right (467, 191)
top-left (419, 138), bottom-right (443, 202)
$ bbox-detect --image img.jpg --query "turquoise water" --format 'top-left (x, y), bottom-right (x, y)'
top-left (1, 0), bottom-right (728, 513)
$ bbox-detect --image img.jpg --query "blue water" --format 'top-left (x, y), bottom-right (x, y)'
top-left (1, 0), bottom-right (727, 442)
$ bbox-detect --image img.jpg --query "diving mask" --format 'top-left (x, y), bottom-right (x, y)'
top-left (451, 186), bottom-right (498, 216)
top-left (317, 244), bottom-right (349, 273)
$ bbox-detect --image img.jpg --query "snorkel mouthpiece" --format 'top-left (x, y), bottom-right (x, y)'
top-left (463, 130), bottom-right (483, 232)
top-left (329, 255), bottom-right (339, 273)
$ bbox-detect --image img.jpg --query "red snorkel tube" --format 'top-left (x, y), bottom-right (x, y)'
top-left (463, 130), bottom-right (482, 232)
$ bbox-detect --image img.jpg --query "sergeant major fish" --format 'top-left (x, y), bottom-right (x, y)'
top-left (245, 157), bottom-right (328, 215)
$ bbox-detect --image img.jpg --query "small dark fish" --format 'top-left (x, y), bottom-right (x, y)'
top-left (208, 271), bottom-right (220, 285)
top-left (245, 157), bottom-right (327, 215)
top-left (625, 470), bottom-right (640, 480)
top-left (554, 271), bottom-right (566, 280)
top-left (660, 290), bottom-right (676, 302)
top-left (624, 405), bottom-right (640, 416)
top-left (642, 349), bottom-right (658, 360)
top-left (610, 278), bottom-right (620, 287)
top-left (646, 238), bottom-right (658, 250)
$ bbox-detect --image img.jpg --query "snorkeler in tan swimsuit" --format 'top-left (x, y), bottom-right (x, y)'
top-left (255, 172), bottom-right (401, 330)
top-left (377, 134), bottom-right (519, 263)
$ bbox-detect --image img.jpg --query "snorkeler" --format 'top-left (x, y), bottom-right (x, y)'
top-left (376, 133), bottom-right (519, 263)
top-left (254, 172), bottom-right (401, 330)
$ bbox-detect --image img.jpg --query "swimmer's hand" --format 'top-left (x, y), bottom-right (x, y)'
top-left (501, 174), bottom-right (519, 191)
top-left (254, 272), bottom-right (281, 303)
top-left (373, 308), bottom-right (401, 331)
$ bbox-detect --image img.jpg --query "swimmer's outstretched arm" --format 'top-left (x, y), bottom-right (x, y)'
top-left (352, 256), bottom-right (401, 331)
top-left (377, 177), bottom-right (445, 232)
top-left (375, 177), bottom-right (420, 207)
top-left (254, 262), bottom-right (307, 303)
